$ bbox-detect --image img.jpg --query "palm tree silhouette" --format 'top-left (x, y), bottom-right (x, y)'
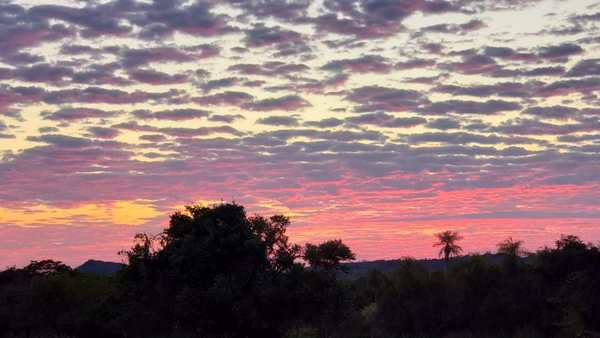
top-left (434, 230), bottom-right (463, 262)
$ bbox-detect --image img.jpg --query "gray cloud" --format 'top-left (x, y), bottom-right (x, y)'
top-left (87, 126), bottom-right (120, 139)
top-left (346, 86), bottom-right (424, 112)
top-left (256, 115), bottom-right (301, 126)
top-left (565, 59), bottom-right (600, 77)
top-left (426, 118), bottom-right (461, 130)
top-left (243, 95), bottom-right (311, 111)
top-left (346, 112), bottom-right (426, 128)
top-left (322, 55), bottom-right (393, 73)
top-left (132, 109), bottom-right (210, 121)
top-left (420, 100), bottom-right (522, 115)
top-left (42, 107), bottom-right (117, 121)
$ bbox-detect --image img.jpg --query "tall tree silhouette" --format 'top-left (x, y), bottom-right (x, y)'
top-left (118, 202), bottom-right (354, 337)
top-left (433, 230), bottom-right (463, 261)
top-left (497, 237), bottom-right (525, 257)
top-left (497, 237), bottom-right (526, 271)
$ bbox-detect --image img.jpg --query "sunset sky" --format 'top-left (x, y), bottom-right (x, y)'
top-left (1, 0), bottom-right (600, 267)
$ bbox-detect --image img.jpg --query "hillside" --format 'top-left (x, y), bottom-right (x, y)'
top-left (75, 254), bottom-right (513, 277)
top-left (76, 259), bottom-right (125, 275)
top-left (341, 253), bottom-right (512, 278)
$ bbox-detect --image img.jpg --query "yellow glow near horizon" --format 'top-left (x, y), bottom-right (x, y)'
top-left (0, 200), bottom-right (162, 227)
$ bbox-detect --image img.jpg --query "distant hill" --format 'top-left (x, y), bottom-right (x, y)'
top-left (74, 254), bottom-right (518, 277)
top-left (76, 259), bottom-right (125, 275)
top-left (341, 253), bottom-right (516, 279)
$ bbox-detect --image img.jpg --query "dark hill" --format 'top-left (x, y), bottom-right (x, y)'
top-left (76, 259), bottom-right (125, 275)
top-left (75, 254), bottom-right (519, 278)
top-left (341, 253), bottom-right (519, 278)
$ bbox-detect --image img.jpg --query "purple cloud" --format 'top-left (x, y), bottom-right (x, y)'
top-left (243, 95), bottom-right (311, 111)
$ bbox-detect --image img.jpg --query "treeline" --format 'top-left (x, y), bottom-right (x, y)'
top-left (1, 203), bottom-right (600, 338)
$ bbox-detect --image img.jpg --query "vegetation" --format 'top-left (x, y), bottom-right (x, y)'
top-left (1, 203), bottom-right (600, 338)
top-left (433, 230), bottom-right (463, 261)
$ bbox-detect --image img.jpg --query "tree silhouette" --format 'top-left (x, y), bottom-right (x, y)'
top-left (118, 202), bottom-right (355, 337)
top-left (433, 230), bottom-right (463, 261)
top-left (555, 234), bottom-right (587, 251)
top-left (23, 259), bottom-right (72, 276)
top-left (497, 237), bottom-right (526, 257)
top-left (304, 239), bottom-right (355, 271)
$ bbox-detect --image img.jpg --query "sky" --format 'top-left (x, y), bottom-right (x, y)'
top-left (1, 0), bottom-right (600, 267)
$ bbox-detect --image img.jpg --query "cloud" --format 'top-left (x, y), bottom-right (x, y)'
top-left (256, 115), bottom-right (301, 126)
top-left (197, 77), bottom-right (241, 92)
top-left (420, 100), bottom-right (522, 115)
top-left (139, 134), bottom-right (167, 142)
top-left (537, 43), bottom-right (583, 61)
top-left (482, 46), bottom-right (536, 62)
top-left (26, 134), bottom-right (94, 148)
top-left (43, 87), bottom-right (183, 105)
top-left (228, 62), bottom-right (309, 77)
top-left (0, 120), bottom-right (13, 138)
top-left (426, 118), bottom-right (461, 130)
top-left (492, 118), bottom-right (600, 135)
top-left (228, 0), bottom-right (310, 21)
top-left (193, 91), bottom-right (254, 106)
top-left (0, 85), bottom-right (46, 112)
top-left (346, 86), bottom-right (423, 112)
top-left (72, 65), bottom-right (132, 86)
top-left (313, 0), bottom-right (461, 39)
top-left (273, 74), bottom-right (349, 94)
top-left (434, 82), bottom-right (538, 98)
top-left (346, 112), bottom-right (426, 128)
top-left (129, 1), bottom-right (232, 38)
top-left (128, 69), bottom-right (189, 85)
top-left (395, 58), bottom-right (436, 70)
top-left (322, 55), bottom-right (393, 73)
top-left (242, 24), bottom-right (309, 56)
top-left (42, 107), bottom-right (118, 121)
top-left (245, 24), bottom-right (302, 47)
top-left (0, 4), bottom-right (72, 58)
top-left (565, 59), bottom-right (600, 77)
top-left (497, 66), bottom-right (566, 77)
top-left (87, 126), bottom-right (120, 139)
top-left (444, 54), bottom-right (500, 75)
top-left (419, 19), bottom-right (486, 35)
top-left (132, 109), bottom-right (210, 121)
top-left (114, 121), bottom-right (243, 138)
top-left (402, 131), bottom-right (537, 145)
top-left (522, 106), bottom-right (580, 119)
top-left (29, 4), bottom-right (132, 37)
top-left (12, 63), bottom-right (74, 83)
top-left (118, 46), bottom-right (217, 68)
top-left (208, 114), bottom-right (245, 123)
top-left (243, 95), bottom-right (311, 111)
top-left (538, 77), bottom-right (600, 97)
top-left (304, 118), bottom-right (345, 128)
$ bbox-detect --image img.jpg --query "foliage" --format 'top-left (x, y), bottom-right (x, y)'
top-left (116, 203), bottom-right (355, 337)
top-left (304, 239), bottom-right (355, 271)
top-left (433, 230), bottom-right (463, 261)
top-left (497, 237), bottom-right (526, 257)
